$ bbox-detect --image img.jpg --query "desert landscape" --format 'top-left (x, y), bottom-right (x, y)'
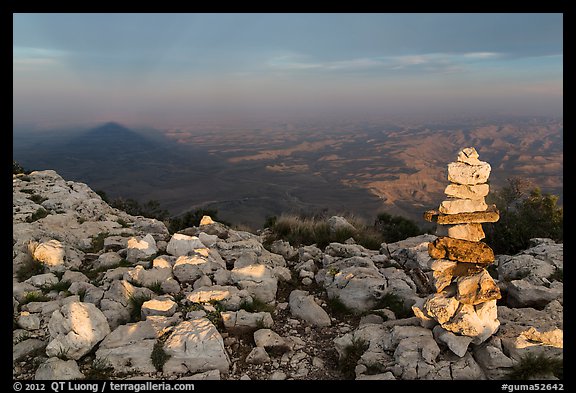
top-left (13, 115), bottom-right (563, 229)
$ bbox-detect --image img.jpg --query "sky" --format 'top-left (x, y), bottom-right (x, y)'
top-left (13, 13), bottom-right (563, 128)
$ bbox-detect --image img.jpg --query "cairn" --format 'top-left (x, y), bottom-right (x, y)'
top-left (413, 147), bottom-right (501, 345)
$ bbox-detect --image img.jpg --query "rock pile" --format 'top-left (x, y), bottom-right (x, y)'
top-left (414, 147), bottom-right (501, 347)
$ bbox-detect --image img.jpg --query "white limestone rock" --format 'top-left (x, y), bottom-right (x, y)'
top-left (506, 279), bottom-right (562, 309)
top-left (221, 309), bottom-right (273, 333)
top-left (230, 264), bottom-right (278, 304)
top-left (33, 239), bottom-right (66, 272)
top-left (444, 183), bottom-right (489, 199)
top-left (163, 318), bottom-right (230, 375)
top-left (34, 357), bottom-right (85, 380)
top-left (95, 318), bottom-right (174, 374)
top-left (141, 296), bottom-right (177, 318)
top-left (327, 216), bottom-right (357, 234)
top-left (126, 234), bottom-right (158, 263)
top-left (433, 325), bottom-right (472, 357)
top-left (46, 301), bottom-right (111, 360)
top-left (94, 252), bottom-right (123, 269)
top-left (186, 285), bottom-right (252, 311)
top-left (435, 223), bottom-right (486, 242)
top-left (447, 161), bottom-right (491, 185)
top-left (442, 300), bottom-right (499, 344)
top-left (456, 147), bottom-right (481, 165)
top-left (17, 311), bottom-right (41, 330)
top-left (245, 347), bottom-right (271, 364)
top-left (439, 198), bottom-right (488, 215)
top-left (166, 233), bottom-right (206, 257)
top-left (289, 290), bottom-right (331, 327)
top-left (323, 266), bottom-right (387, 313)
top-left (253, 329), bottom-right (291, 354)
top-left (13, 338), bottom-right (46, 362)
top-left (25, 273), bottom-right (59, 288)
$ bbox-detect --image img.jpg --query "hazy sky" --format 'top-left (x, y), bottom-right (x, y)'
top-left (13, 13), bottom-right (563, 128)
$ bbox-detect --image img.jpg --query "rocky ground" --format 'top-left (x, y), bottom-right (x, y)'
top-left (12, 170), bottom-right (563, 381)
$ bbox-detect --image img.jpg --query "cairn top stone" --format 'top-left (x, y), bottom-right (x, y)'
top-left (457, 147), bottom-right (482, 165)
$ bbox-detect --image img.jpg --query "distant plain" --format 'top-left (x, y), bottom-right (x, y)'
top-left (13, 115), bottom-right (563, 230)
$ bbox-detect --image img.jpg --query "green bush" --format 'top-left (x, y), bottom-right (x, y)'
top-left (13, 160), bottom-right (25, 174)
top-left (168, 208), bottom-right (228, 233)
top-left (507, 353), bottom-right (562, 380)
top-left (26, 208), bottom-right (49, 223)
top-left (338, 338), bottom-right (369, 379)
top-left (374, 212), bottom-right (423, 243)
top-left (484, 178), bottom-right (563, 255)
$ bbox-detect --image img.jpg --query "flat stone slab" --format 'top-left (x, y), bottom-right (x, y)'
top-left (428, 237), bottom-right (495, 264)
top-left (423, 205), bottom-right (499, 224)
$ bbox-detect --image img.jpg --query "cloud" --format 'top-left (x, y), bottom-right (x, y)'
top-left (266, 51), bottom-right (508, 76)
top-left (13, 46), bottom-right (67, 71)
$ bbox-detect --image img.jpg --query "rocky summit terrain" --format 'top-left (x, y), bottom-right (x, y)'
top-left (13, 170), bottom-right (563, 381)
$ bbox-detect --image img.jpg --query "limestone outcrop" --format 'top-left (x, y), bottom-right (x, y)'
top-left (12, 169), bottom-right (562, 381)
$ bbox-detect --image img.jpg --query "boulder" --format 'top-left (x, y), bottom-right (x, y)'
top-left (230, 264), bottom-right (277, 304)
top-left (186, 285), bottom-right (252, 311)
top-left (166, 234), bottom-right (206, 257)
top-left (141, 296), bottom-right (177, 318)
top-left (289, 290), bottom-right (331, 327)
top-left (34, 358), bottom-right (85, 380)
top-left (327, 216), bottom-right (356, 234)
top-left (46, 301), bottom-right (111, 360)
top-left (95, 318), bottom-right (171, 374)
top-left (163, 318), bottom-right (230, 375)
top-left (126, 234), bottom-right (158, 263)
top-left (221, 310), bottom-right (273, 333)
top-left (506, 279), bottom-right (562, 309)
top-left (253, 329), bottom-right (291, 354)
top-left (33, 239), bottom-right (66, 271)
top-left (432, 325), bottom-right (472, 357)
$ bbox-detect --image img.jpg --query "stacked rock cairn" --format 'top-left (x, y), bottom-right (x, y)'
top-left (413, 147), bottom-right (502, 347)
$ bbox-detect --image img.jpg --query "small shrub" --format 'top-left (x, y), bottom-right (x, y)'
top-left (548, 268), bottom-right (563, 283)
top-left (117, 218), bottom-right (130, 228)
top-left (146, 281), bottom-right (164, 295)
top-left (21, 292), bottom-right (50, 305)
top-left (77, 288), bottom-right (87, 302)
top-left (26, 208), bottom-right (49, 223)
top-left (28, 194), bottom-right (47, 205)
top-left (484, 178), bottom-right (563, 255)
top-left (86, 232), bottom-right (109, 253)
top-left (205, 301), bottom-right (225, 330)
top-left (13, 160), bottom-right (25, 174)
top-left (507, 353), bottom-right (563, 380)
top-left (151, 337), bottom-right (171, 372)
top-left (43, 280), bottom-right (72, 294)
top-left (84, 357), bottom-right (114, 380)
top-left (327, 296), bottom-right (354, 318)
top-left (240, 298), bottom-right (275, 313)
top-left (16, 256), bottom-right (45, 281)
top-left (338, 338), bottom-right (369, 379)
top-left (128, 293), bottom-right (152, 322)
top-left (375, 293), bottom-right (412, 319)
top-left (374, 212), bottom-right (423, 243)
